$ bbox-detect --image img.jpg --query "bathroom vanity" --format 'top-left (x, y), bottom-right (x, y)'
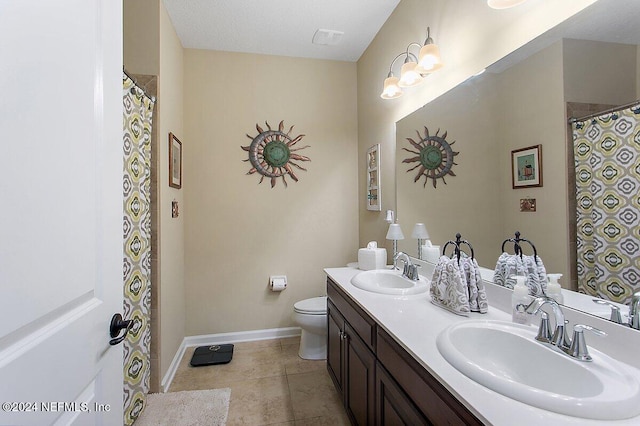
top-left (327, 275), bottom-right (481, 425)
top-left (325, 266), bottom-right (640, 426)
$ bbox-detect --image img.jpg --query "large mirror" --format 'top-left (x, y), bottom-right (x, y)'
top-left (396, 0), bottom-right (640, 327)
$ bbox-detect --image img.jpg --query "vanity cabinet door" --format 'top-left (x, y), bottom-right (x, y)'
top-left (344, 323), bottom-right (376, 426)
top-left (376, 362), bottom-right (429, 426)
top-left (376, 328), bottom-right (483, 426)
top-left (327, 300), bottom-right (344, 393)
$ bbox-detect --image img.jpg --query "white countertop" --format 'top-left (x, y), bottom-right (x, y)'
top-left (325, 266), bottom-right (640, 426)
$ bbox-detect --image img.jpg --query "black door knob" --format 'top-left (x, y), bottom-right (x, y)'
top-left (109, 313), bottom-right (133, 346)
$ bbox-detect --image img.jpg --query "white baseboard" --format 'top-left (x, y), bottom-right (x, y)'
top-left (161, 326), bottom-right (301, 392)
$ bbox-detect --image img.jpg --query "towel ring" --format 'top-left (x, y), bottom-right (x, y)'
top-left (442, 233), bottom-right (475, 264)
top-left (501, 231), bottom-right (538, 260)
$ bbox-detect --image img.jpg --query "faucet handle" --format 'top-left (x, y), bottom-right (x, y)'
top-left (535, 311), bottom-right (553, 343)
top-left (408, 264), bottom-right (421, 280)
top-left (565, 324), bottom-right (607, 362)
top-left (592, 299), bottom-right (623, 324)
top-left (630, 292), bottom-right (640, 329)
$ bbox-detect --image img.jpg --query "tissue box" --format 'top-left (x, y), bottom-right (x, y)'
top-left (358, 248), bottom-right (387, 270)
top-left (423, 245), bottom-right (441, 263)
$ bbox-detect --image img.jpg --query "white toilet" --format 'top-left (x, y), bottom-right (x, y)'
top-left (292, 296), bottom-right (327, 360)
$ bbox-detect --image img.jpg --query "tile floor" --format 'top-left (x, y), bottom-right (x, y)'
top-left (169, 336), bottom-right (351, 425)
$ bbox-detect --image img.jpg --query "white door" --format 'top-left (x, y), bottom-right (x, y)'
top-left (0, 1), bottom-right (124, 425)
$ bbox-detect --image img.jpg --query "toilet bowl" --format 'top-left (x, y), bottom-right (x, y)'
top-left (292, 296), bottom-right (327, 360)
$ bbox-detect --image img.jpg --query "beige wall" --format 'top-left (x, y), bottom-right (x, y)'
top-left (637, 45), bottom-right (640, 98)
top-left (157, 2), bottom-right (186, 382)
top-left (395, 74), bottom-right (503, 267)
top-left (123, 0), bottom-right (159, 76)
top-left (183, 50), bottom-right (358, 335)
top-left (564, 39), bottom-right (638, 105)
top-left (498, 41), bottom-right (568, 278)
top-left (357, 0), bottom-right (597, 259)
top-left (123, 0), bottom-right (186, 385)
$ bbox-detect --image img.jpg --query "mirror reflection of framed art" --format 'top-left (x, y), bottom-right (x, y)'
top-left (169, 132), bottom-right (182, 189)
top-left (511, 144), bottom-right (542, 189)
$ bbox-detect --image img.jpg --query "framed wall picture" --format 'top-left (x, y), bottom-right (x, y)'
top-left (169, 132), bottom-right (182, 189)
top-left (366, 144), bottom-right (381, 211)
top-left (511, 144), bottom-right (542, 188)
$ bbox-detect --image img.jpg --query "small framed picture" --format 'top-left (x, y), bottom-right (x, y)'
top-left (366, 144), bottom-right (381, 211)
top-left (169, 132), bottom-right (182, 189)
top-left (511, 144), bottom-right (542, 189)
top-left (520, 198), bottom-right (537, 212)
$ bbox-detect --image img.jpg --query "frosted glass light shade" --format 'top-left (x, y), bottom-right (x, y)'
top-left (386, 223), bottom-right (405, 240)
top-left (411, 223), bottom-right (430, 239)
top-left (380, 76), bottom-right (402, 99)
top-left (398, 61), bottom-right (423, 88)
top-left (416, 44), bottom-right (443, 74)
top-left (487, 0), bottom-right (527, 9)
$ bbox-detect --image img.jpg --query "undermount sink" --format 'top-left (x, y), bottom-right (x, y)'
top-left (350, 269), bottom-right (428, 295)
top-left (437, 320), bottom-right (640, 420)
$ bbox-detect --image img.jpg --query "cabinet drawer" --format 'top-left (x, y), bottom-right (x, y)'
top-left (376, 328), bottom-right (483, 426)
top-left (327, 278), bottom-right (376, 351)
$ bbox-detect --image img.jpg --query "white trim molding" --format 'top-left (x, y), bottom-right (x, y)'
top-left (161, 327), bottom-right (301, 392)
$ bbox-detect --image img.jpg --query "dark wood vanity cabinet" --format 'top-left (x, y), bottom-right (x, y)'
top-left (327, 277), bottom-right (483, 426)
top-left (327, 286), bottom-right (376, 425)
top-left (327, 300), bottom-right (345, 392)
top-left (376, 361), bottom-right (429, 425)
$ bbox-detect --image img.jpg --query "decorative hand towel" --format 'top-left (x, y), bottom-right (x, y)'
top-left (493, 252), bottom-right (547, 297)
top-left (522, 254), bottom-right (547, 296)
top-left (493, 252), bottom-right (525, 289)
top-left (462, 256), bottom-right (488, 314)
top-left (430, 256), bottom-right (470, 316)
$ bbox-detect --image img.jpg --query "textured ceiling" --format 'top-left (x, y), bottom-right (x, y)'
top-left (162, 0), bottom-right (401, 62)
top-left (162, 0), bottom-right (640, 64)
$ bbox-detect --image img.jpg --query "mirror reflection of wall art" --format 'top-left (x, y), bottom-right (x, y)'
top-left (169, 132), bottom-right (182, 189)
top-left (402, 126), bottom-right (459, 188)
top-left (520, 198), bottom-right (537, 212)
top-left (511, 144), bottom-right (542, 188)
top-left (366, 144), bottom-right (381, 211)
top-left (241, 120), bottom-right (310, 188)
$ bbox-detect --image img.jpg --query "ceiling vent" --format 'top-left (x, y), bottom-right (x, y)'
top-left (312, 29), bottom-right (344, 46)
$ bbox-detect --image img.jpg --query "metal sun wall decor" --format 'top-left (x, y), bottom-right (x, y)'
top-left (402, 126), bottom-right (459, 188)
top-left (242, 120), bottom-right (311, 188)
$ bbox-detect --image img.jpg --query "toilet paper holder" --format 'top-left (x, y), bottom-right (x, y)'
top-left (270, 275), bottom-right (287, 291)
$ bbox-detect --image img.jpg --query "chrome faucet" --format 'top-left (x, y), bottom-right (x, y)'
top-left (629, 291), bottom-right (640, 330)
top-left (525, 297), bottom-right (569, 349)
top-left (526, 296), bottom-right (606, 362)
top-left (393, 251), bottom-right (420, 281)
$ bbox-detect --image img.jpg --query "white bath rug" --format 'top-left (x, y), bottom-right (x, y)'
top-left (135, 388), bottom-right (231, 426)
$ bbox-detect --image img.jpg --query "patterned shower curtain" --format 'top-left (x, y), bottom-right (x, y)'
top-left (123, 73), bottom-right (154, 425)
top-left (572, 103), bottom-right (640, 304)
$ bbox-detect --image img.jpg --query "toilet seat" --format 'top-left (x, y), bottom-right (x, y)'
top-left (294, 296), bottom-right (327, 315)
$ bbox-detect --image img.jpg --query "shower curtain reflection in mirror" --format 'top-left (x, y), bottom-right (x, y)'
top-left (572, 103), bottom-right (640, 305)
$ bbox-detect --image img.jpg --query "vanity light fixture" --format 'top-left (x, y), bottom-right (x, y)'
top-left (380, 27), bottom-right (444, 100)
top-left (415, 27), bottom-right (444, 74)
top-left (386, 223), bottom-right (405, 259)
top-left (487, 0), bottom-right (527, 9)
top-left (411, 223), bottom-right (430, 260)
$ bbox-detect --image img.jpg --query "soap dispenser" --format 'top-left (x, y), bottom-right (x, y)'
top-left (512, 275), bottom-right (532, 325)
top-left (546, 274), bottom-right (564, 304)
